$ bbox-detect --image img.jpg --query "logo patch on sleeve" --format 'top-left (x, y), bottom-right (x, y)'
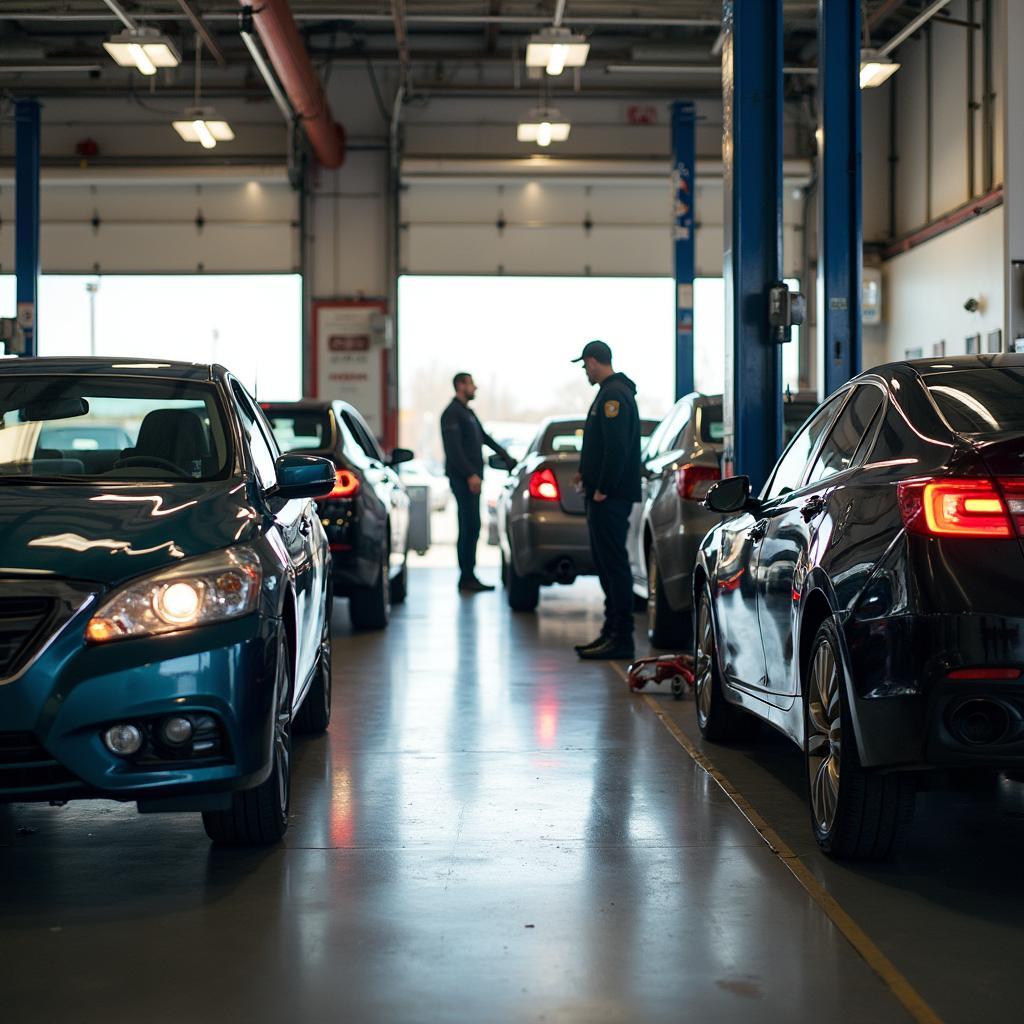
top-left (603, 400), bottom-right (620, 418)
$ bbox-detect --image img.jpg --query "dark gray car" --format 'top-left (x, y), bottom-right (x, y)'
top-left (497, 415), bottom-right (656, 612)
top-left (629, 393), bottom-right (816, 648)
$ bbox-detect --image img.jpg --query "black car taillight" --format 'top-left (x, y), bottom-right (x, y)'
top-left (897, 477), bottom-right (1016, 538)
top-left (675, 463), bottom-right (720, 501)
top-left (318, 468), bottom-right (360, 501)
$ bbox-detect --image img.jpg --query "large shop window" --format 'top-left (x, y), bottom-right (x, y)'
top-left (0, 274), bottom-right (302, 400)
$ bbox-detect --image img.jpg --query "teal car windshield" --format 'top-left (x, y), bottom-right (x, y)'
top-left (0, 375), bottom-right (233, 482)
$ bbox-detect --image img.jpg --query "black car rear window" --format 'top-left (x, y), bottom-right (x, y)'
top-left (265, 409), bottom-right (333, 451)
top-left (926, 368), bottom-right (1024, 434)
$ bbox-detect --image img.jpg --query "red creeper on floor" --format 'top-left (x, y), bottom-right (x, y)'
top-left (626, 653), bottom-right (695, 701)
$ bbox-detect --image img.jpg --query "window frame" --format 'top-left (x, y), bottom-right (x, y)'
top-left (230, 378), bottom-right (280, 491)
top-left (761, 390), bottom-right (850, 502)
top-left (806, 382), bottom-right (887, 487)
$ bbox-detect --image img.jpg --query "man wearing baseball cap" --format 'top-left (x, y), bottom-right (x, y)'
top-left (571, 340), bottom-right (642, 660)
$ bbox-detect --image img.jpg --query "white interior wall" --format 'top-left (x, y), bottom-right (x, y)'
top-left (884, 205), bottom-right (1003, 360)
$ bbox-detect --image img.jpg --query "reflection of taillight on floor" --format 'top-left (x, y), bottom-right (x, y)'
top-left (676, 463), bottom-right (720, 501)
top-left (529, 468), bottom-right (560, 501)
top-left (319, 469), bottom-right (361, 501)
top-left (897, 478), bottom-right (1024, 538)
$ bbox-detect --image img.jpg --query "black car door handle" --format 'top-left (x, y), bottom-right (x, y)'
top-left (800, 496), bottom-right (826, 521)
top-left (749, 518), bottom-right (769, 541)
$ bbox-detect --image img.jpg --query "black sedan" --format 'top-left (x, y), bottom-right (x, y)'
top-left (695, 354), bottom-right (1024, 860)
top-left (262, 401), bottom-right (413, 630)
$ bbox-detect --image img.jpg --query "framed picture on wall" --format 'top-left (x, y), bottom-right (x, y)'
top-left (987, 329), bottom-right (1003, 353)
top-left (932, 341), bottom-right (946, 357)
top-left (905, 347), bottom-right (923, 359)
top-left (966, 333), bottom-right (981, 354)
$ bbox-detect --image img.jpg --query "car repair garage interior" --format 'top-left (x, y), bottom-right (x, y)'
top-left (1, 1), bottom-right (1023, 1021)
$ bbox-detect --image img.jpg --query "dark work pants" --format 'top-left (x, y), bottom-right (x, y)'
top-left (449, 475), bottom-right (481, 581)
top-left (586, 496), bottom-right (634, 643)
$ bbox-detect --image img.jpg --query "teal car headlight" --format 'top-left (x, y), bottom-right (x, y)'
top-left (86, 545), bottom-right (263, 643)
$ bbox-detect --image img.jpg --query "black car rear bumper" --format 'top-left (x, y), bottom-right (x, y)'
top-left (845, 612), bottom-right (1024, 769)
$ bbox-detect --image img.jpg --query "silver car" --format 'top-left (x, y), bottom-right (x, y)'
top-left (496, 415), bottom-right (656, 612)
top-left (629, 393), bottom-right (817, 647)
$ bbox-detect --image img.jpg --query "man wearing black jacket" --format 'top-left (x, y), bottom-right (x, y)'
top-left (441, 372), bottom-right (513, 593)
top-left (572, 341), bottom-right (642, 660)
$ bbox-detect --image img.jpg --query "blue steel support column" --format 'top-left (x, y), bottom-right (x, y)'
top-left (671, 100), bottom-right (696, 398)
top-left (722, 0), bottom-right (784, 490)
top-left (817, 0), bottom-right (862, 394)
top-left (15, 99), bottom-right (41, 358)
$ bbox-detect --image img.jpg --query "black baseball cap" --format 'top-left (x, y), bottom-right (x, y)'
top-left (571, 340), bottom-right (612, 365)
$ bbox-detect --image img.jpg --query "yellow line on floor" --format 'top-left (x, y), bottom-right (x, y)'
top-left (609, 662), bottom-right (944, 1024)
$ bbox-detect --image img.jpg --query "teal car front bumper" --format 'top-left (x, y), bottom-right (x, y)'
top-left (0, 591), bottom-right (280, 809)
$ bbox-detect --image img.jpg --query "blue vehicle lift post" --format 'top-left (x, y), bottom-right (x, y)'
top-left (721, 0), bottom-right (784, 490)
top-left (15, 98), bottom-right (41, 358)
top-left (671, 100), bottom-right (696, 399)
top-left (817, 0), bottom-right (862, 394)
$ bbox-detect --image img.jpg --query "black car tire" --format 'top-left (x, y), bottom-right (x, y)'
top-left (647, 546), bottom-right (691, 649)
top-left (506, 550), bottom-right (540, 612)
top-left (500, 550), bottom-right (509, 587)
top-left (390, 546), bottom-right (409, 605)
top-left (295, 597), bottom-right (332, 735)
top-left (203, 628), bottom-right (293, 846)
top-left (694, 583), bottom-right (760, 743)
top-left (350, 542), bottom-right (391, 630)
top-left (804, 619), bottom-right (915, 861)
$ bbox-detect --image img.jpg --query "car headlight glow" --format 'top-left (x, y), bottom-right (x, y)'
top-left (86, 545), bottom-right (262, 643)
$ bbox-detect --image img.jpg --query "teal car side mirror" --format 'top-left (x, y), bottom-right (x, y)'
top-left (273, 454), bottom-right (336, 500)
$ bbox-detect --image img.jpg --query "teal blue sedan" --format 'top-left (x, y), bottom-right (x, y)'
top-left (0, 358), bottom-right (336, 845)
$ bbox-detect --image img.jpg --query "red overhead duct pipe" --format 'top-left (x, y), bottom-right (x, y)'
top-left (241, 0), bottom-right (345, 168)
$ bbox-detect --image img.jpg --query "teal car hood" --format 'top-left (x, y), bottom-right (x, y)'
top-left (0, 479), bottom-right (260, 586)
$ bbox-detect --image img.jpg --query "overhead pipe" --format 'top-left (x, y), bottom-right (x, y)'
top-left (239, 0), bottom-right (345, 169)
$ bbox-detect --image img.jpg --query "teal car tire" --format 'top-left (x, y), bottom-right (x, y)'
top-left (203, 628), bottom-right (293, 846)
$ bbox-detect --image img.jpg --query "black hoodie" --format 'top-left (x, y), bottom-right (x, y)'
top-left (580, 371), bottom-right (642, 502)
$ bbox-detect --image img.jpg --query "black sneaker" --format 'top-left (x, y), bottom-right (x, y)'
top-left (458, 577), bottom-right (495, 593)
top-left (577, 638), bottom-right (635, 661)
top-left (573, 634), bottom-right (608, 654)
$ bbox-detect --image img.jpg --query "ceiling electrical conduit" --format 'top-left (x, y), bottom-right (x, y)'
top-left (239, 0), bottom-right (345, 169)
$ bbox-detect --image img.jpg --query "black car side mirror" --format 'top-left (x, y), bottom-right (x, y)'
top-left (488, 454), bottom-right (514, 470)
top-left (389, 447), bottom-right (415, 467)
top-left (705, 475), bottom-right (755, 514)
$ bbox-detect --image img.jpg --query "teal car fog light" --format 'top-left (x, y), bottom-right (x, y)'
top-left (103, 723), bottom-right (144, 756)
top-left (160, 716), bottom-right (195, 747)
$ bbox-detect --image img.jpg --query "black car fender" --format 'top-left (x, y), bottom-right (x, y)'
top-left (796, 567), bottom-right (872, 766)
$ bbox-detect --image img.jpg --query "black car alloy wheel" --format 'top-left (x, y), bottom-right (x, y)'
top-left (806, 635), bottom-right (841, 834)
top-left (803, 618), bottom-right (915, 861)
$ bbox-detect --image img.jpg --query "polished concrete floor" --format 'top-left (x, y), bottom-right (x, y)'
top-left (2, 569), bottom-right (921, 1023)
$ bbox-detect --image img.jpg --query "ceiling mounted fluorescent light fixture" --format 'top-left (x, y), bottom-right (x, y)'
top-left (859, 48), bottom-right (899, 88)
top-left (525, 27), bottom-right (589, 76)
top-left (172, 108), bottom-right (235, 148)
top-left (517, 108), bottom-right (571, 147)
top-left (103, 27), bottom-right (181, 74)
top-left (172, 35), bottom-right (233, 149)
